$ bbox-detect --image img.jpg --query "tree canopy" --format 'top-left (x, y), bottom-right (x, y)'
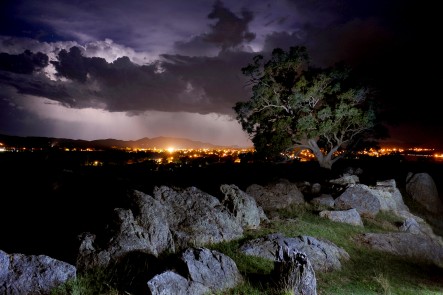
top-left (234, 46), bottom-right (376, 169)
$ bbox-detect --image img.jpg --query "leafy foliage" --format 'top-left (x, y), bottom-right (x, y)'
top-left (234, 46), bottom-right (376, 169)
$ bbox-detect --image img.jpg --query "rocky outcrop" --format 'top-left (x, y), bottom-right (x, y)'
top-left (272, 247), bottom-right (317, 295)
top-left (6, 170), bottom-right (442, 295)
top-left (181, 247), bottom-right (243, 292)
top-left (356, 232), bottom-right (443, 268)
top-left (329, 175), bottom-right (360, 186)
top-left (334, 180), bottom-right (409, 217)
top-left (334, 184), bottom-right (381, 217)
top-left (239, 233), bottom-right (350, 272)
top-left (220, 184), bottom-right (268, 229)
top-left (0, 250), bottom-right (76, 295)
top-left (406, 172), bottom-right (443, 214)
top-left (77, 186), bottom-right (248, 272)
top-left (76, 208), bottom-right (163, 272)
top-left (319, 208), bottom-right (364, 227)
top-left (310, 194), bottom-right (335, 210)
top-left (153, 186), bottom-right (244, 248)
top-left (246, 179), bottom-right (305, 211)
top-left (147, 247), bottom-right (242, 295)
top-left (130, 189), bottom-right (176, 254)
top-left (147, 271), bottom-right (210, 295)
top-left (374, 180), bottom-right (409, 212)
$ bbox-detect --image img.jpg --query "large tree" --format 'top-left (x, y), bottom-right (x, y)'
top-left (234, 46), bottom-right (376, 169)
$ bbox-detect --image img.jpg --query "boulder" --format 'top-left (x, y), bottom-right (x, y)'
top-left (239, 233), bottom-right (349, 272)
top-left (373, 180), bottom-right (409, 212)
top-left (329, 175), bottom-right (359, 186)
top-left (398, 217), bottom-right (421, 234)
top-left (220, 184), bottom-right (268, 229)
top-left (76, 208), bottom-right (163, 272)
top-left (406, 172), bottom-right (443, 214)
top-left (181, 247), bottom-right (243, 292)
top-left (246, 179), bottom-right (305, 211)
top-left (319, 208), bottom-right (364, 227)
top-left (356, 232), bottom-right (443, 268)
top-left (272, 246), bottom-right (317, 295)
top-left (147, 271), bottom-right (210, 295)
top-left (0, 250), bottom-right (76, 295)
top-left (130, 190), bottom-right (176, 254)
top-left (153, 186), bottom-right (243, 248)
top-left (310, 194), bottom-right (335, 210)
top-left (334, 184), bottom-right (381, 217)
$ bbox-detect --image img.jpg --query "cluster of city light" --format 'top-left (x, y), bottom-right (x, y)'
top-left (2, 140), bottom-right (443, 162)
top-left (127, 147), bottom-right (254, 164)
top-left (280, 146), bottom-right (443, 161)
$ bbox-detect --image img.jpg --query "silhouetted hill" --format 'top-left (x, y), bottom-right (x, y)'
top-left (91, 136), bottom-right (225, 149)
top-left (0, 134), bottom-right (236, 150)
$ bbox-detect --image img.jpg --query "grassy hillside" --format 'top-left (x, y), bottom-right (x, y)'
top-left (209, 205), bottom-right (443, 295)
top-left (53, 204), bottom-right (443, 295)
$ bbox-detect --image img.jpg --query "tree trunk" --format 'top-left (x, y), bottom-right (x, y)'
top-left (307, 141), bottom-right (333, 170)
top-left (318, 158), bottom-right (333, 170)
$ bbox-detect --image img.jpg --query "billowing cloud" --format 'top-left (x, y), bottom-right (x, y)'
top-left (0, 50), bottom-right (49, 74)
top-left (174, 0), bottom-right (256, 56)
top-left (0, 44), bottom-right (253, 115)
top-left (204, 0), bottom-right (255, 50)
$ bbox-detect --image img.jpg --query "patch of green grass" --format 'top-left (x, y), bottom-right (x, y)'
top-left (208, 238), bottom-right (274, 276)
top-left (50, 268), bottom-right (122, 295)
top-left (212, 206), bottom-right (443, 295)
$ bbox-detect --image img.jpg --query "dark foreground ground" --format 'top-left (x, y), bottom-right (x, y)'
top-left (1, 152), bottom-right (442, 265)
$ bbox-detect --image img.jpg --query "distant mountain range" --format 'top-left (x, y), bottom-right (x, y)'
top-left (0, 134), bottom-right (246, 150)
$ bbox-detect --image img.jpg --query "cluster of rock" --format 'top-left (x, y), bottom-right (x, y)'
top-left (310, 172), bottom-right (443, 268)
top-left (1, 170), bottom-right (442, 294)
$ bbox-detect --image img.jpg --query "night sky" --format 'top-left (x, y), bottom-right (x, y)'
top-left (1, 0), bottom-right (442, 148)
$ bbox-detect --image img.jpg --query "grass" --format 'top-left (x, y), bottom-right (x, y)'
top-left (52, 205), bottom-right (443, 295)
top-left (208, 207), bottom-right (443, 295)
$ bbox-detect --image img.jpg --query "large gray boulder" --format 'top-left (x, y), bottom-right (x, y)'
top-left (246, 179), bottom-right (305, 211)
top-left (406, 172), bottom-right (443, 214)
top-left (130, 190), bottom-right (175, 255)
top-left (181, 247), bottom-right (243, 292)
top-left (77, 208), bottom-right (164, 272)
top-left (147, 247), bottom-right (243, 295)
top-left (356, 232), bottom-right (443, 268)
top-left (153, 186), bottom-right (244, 248)
top-left (310, 194), bottom-right (335, 210)
top-left (239, 233), bottom-right (350, 272)
top-left (335, 181), bottom-right (410, 217)
top-left (334, 184), bottom-right (381, 217)
top-left (329, 175), bottom-right (359, 186)
top-left (373, 180), bottom-right (409, 212)
top-left (319, 208), bottom-right (364, 227)
top-left (398, 217), bottom-right (421, 234)
top-left (147, 271), bottom-right (210, 295)
top-left (78, 186), bottom-right (245, 272)
top-left (220, 184), bottom-right (268, 229)
top-left (272, 247), bottom-right (317, 295)
top-left (0, 250), bottom-right (76, 295)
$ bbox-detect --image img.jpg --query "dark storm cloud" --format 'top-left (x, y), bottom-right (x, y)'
top-left (160, 50), bottom-right (254, 112)
top-left (0, 45), bottom-right (253, 114)
top-left (175, 0), bottom-right (256, 55)
top-left (262, 18), bottom-right (391, 68)
top-left (204, 0), bottom-right (255, 50)
top-left (3, 0), bottom-right (213, 54)
top-left (0, 50), bottom-right (49, 74)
